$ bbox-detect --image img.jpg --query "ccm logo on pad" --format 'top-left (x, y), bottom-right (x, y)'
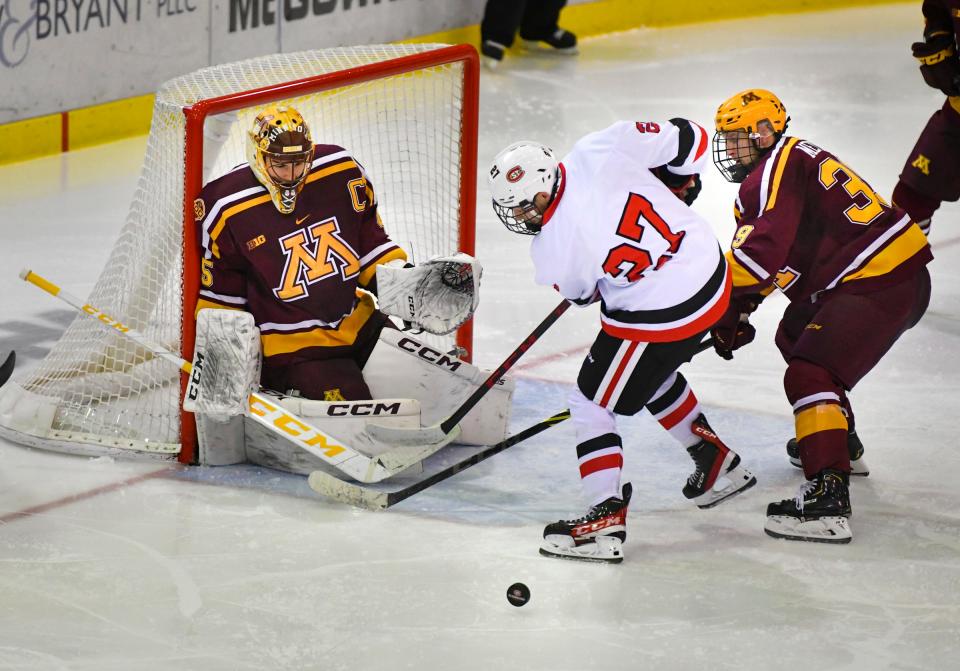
top-left (326, 402), bottom-right (402, 417)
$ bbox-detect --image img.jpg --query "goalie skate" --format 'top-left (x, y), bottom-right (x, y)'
top-left (786, 431), bottom-right (869, 476)
top-left (683, 415), bottom-right (756, 509)
top-left (540, 483), bottom-right (631, 564)
top-left (765, 469), bottom-right (852, 544)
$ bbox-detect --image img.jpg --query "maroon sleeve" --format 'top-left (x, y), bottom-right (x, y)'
top-left (355, 174), bottom-right (408, 288)
top-left (727, 139), bottom-right (808, 292)
top-left (195, 189), bottom-right (249, 314)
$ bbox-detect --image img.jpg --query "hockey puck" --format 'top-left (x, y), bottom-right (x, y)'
top-left (506, 582), bottom-right (530, 607)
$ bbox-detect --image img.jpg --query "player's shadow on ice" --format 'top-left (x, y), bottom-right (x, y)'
top-left (0, 310), bottom-right (76, 364)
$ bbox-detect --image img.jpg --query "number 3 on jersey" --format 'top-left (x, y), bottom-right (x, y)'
top-left (602, 193), bottom-right (685, 282)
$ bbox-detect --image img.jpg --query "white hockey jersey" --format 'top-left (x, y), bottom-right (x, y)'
top-left (530, 119), bottom-right (731, 342)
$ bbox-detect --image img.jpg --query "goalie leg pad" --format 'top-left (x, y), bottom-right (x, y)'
top-left (197, 413), bottom-right (246, 466)
top-left (243, 394), bottom-right (423, 475)
top-left (362, 329), bottom-right (514, 446)
top-left (184, 308), bottom-right (261, 423)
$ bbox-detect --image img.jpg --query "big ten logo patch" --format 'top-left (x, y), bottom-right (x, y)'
top-left (247, 234), bottom-right (266, 251)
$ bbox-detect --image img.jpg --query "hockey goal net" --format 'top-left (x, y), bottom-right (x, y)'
top-left (0, 43), bottom-right (479, 463)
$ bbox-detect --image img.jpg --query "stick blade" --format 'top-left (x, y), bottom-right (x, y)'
top-left (0, 351), bottom-right (15, 387)
top-left (365, 420), bottom-right (452, 447)
top-left (308, 470), bottom-right (389, 510)
top-left (374, 424), bottom-right (462, 472)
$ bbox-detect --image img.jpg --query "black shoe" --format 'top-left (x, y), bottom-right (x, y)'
top-left (765, 469), bottom-right (852, 543)
top-left (480, 39), bottom-right (505, 66)
top-left (522, 28), bottom-right (578, 54)
top-left (540, 483), bottom-right (632, 563)
top-left (683, 415), bottom-right (756, 508)
top-left (786, 430), bottom-right (869, 476)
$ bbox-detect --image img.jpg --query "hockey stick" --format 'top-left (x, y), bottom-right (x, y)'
top-left (366, 299), bottom-right (572, 459)
top-left (312, 335), bottom-right (718, 509)
top-left (0, 350), bottom-right (15, 387)
top-left (19, 269), bottom-right (452, 484)
top-left (309, 409), bottom-right (572, 509)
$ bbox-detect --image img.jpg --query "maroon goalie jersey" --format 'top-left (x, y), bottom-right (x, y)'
top-left (194, 144), bottom-right (406, 364)
top-left (726, 136), bottom-right (932, 302)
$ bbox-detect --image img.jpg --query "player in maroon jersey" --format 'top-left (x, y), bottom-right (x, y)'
top-left (891, 0), bottom-right (960, 236)
top-left (194, 105), bottom-right (409, 402)
top-left (711, 89), bottom-right (933, 543)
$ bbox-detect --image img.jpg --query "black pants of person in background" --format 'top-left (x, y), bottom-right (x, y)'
top-left (481, 0), bottom-right (568, 47)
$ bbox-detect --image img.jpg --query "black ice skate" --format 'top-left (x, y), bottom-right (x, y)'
top-left (765, 469), bottom-right (852, 544)
top-left (540, 483), bottom-right (632, 564)
top-left (786, 431), bottom-right (869, 476)
top-left (683, 415), bottom-right (756, 509)
top-left (522, 29), bottom-right (579, 54)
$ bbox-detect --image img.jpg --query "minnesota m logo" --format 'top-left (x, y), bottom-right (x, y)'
top-left (274, 217), bottom-right (361, 301)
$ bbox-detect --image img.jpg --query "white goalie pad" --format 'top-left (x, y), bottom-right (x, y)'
top-left (375, 253), bottom-right (481, 335)
top-left (363, 329), bottom-right (514, 447)
top-left (184, 308), bottom-right (261, 423)
top-left (242, 394), bottom-right (424, 476)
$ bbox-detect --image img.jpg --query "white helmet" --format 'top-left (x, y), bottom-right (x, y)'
top-left (488, 141), bottom-right (559, 234)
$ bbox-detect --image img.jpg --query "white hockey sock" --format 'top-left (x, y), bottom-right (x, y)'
top-left (570, 389), bottom-right (622, 505)
top-left (647, 372), bottom-right (702, 448)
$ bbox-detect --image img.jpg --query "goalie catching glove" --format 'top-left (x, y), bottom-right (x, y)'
top-left (375, 253), bottom-right (481, 335)
top-left (183, 308), bottom-right (262, 422)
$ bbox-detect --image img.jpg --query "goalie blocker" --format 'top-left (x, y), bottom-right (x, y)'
top-left (191, 312), bottom-right (514, 478)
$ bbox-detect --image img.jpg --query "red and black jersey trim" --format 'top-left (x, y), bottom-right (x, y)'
top-left (668, 118), bottom-right (698, 166)
top-left (601, 253), bottom-right (726, 326)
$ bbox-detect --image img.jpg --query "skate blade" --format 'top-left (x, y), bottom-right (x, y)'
top-left (521, 40), bottom-right (579, 55)
top-left (695, 467), bottom-right (757, 509)
top-left (789, 456), bottom-right (870, 477)
top-left (539, 537), bottom-right (623, 564)
top-left (764, 514), bottom-right (852, 544)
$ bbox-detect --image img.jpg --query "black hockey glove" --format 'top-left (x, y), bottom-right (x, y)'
top-left (710, 295), bottom-right (762, 360)
top-left (912, 35), bottom-right (960, 96)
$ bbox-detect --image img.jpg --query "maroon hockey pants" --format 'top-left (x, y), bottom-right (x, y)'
top-left (775, 268), bottom-right (931, 477)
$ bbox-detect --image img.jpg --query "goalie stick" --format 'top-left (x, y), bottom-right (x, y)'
top-left (0, 350), bottom-right (15, 387)
top-left (19, 269), bottom-right (455, 484)
top-left (317, 337), bottom-right (718, 509)
top-left (310, 409), bottom-right (572, 509)
top-left (367, 298), bottom-right (572, 462)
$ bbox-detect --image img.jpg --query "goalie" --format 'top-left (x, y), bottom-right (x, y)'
top-left (194, 104), bottom-right (478, 401)
top-left (190, 105), bottom-right (493, 474)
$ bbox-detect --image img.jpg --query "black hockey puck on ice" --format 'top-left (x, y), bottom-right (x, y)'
top-left (506, 582), bottom-right (530, 607)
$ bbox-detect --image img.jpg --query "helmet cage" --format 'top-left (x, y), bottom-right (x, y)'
top-left (712, 129), bottom-right (761, 183)
top-left (492, 199), bottom-right (543, 235)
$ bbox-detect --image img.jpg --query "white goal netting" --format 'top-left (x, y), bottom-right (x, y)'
top-left (0, 44), bottom-right (474, 459)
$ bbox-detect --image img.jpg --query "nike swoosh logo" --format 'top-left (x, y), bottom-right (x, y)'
top-left (296, 216), bottom-right (309, 226)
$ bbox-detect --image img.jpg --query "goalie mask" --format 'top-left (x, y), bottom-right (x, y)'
top-left (712, 89), bottom-right (789, 183)
top-left (488, 141), bottom-right (560, 235)
top-left (248, 105), bottom-right (314, 214)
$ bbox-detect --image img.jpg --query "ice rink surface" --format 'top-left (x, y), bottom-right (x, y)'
top-left (1, 4), bottom-right (959, 669)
